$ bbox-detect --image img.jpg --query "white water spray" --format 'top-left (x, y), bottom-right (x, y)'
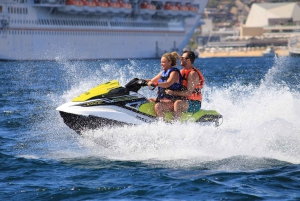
top-left (46, 58), bottom-right (300, 167)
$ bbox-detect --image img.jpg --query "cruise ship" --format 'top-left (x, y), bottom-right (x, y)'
top-left (0, 0), bottom-right (207, 60)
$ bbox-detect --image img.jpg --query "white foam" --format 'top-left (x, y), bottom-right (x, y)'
top-left (42, 58), bottom-right (300, 165)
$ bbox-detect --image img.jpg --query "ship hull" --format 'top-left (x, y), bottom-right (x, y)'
top-left (0, 0), bottom-right (207, 60)
top-left (0, 30), bottom-right (186, 60)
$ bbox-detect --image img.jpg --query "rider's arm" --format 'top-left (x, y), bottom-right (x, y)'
top-left (147, 72), bottom-right (162, 87)
top-left (157, 71), bottom-right (179, 88)
top-left (147, 71), bottom-right (179, 88)
top-left (198, 70), bottom-right (205, 89)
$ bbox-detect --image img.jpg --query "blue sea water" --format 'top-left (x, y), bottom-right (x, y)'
top-left (1, 56), bottom-right (300, 200)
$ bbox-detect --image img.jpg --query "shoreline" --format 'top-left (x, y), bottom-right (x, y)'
top-left (197, 48), bottom-right (289, 58)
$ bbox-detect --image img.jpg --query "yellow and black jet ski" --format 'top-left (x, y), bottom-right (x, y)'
top-left (56, 78), bottom-right (223, 134)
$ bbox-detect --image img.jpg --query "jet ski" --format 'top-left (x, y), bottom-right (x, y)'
top-left (57, 78), bottom-right (223, 134)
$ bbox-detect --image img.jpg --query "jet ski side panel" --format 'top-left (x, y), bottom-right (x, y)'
top-left (57, 103), bottom-right (154, 125)
top-left (59, 111), bottom-right (130, 134)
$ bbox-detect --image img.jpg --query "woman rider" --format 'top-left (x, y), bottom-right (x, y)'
top-left (147, 52), bottom-right (183, 118)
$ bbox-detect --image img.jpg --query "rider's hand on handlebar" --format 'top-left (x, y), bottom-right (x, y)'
top-left (147, 81), bottom-right (157, 90)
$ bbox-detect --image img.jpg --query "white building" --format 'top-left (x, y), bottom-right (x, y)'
top-left (242, 2), bottom-right (300, 37)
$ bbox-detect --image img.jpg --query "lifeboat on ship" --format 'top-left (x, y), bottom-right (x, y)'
top-left (176, 2), bottom-right (189, 17)
top-left (139, 1), bottom-right (156, 17)
top-left (82, 0), bottom-right (97, 14)
top-left (118, 0), bottom-right (132, 15)
top-left (107, 0), bottom-right (121, 14)
top-left (156, 2), bottom-right (179, 18)
top-left (186, 3), bottom-right (198, 17)
top-left (57, 0), bottom-right (84, 14)
top-left (94, 0), bottom-right (109, 15)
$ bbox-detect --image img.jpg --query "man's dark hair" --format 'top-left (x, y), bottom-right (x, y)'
top-left (183, 50), bottom-right (196, 64)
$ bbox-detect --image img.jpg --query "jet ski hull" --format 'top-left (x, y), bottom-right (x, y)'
top-left (59, 109), bottom-right (222, 134)
top-left (59, 111), bottom-right (131, 134)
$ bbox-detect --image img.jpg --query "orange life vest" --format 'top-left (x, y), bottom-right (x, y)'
top-left (181, 67), bottom-right (205, 101)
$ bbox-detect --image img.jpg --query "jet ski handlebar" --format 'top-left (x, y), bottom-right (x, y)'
top-left (125, 78), bottom-right (149, 92)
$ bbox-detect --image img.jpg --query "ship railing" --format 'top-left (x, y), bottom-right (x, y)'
top-left (33, 0), bottom-right (65, 7)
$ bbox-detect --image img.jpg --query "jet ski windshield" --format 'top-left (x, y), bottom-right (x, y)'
top-left (72, 79), bottom-right (148, 102)
top-left (88, 87), bottom-right (130, 100)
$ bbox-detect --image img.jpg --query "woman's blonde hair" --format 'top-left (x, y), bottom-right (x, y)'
top-left (162, 51), bottom-right (180, 67)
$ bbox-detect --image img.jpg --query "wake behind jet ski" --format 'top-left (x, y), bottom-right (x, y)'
top-left (56, 78), bottom-right (223, 134)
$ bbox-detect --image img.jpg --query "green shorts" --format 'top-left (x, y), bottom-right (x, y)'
top-left (187, 100), bottom-right (201, 113)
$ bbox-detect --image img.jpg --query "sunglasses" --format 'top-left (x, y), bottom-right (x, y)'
top-left (180, 57), bottom-right (189, 60)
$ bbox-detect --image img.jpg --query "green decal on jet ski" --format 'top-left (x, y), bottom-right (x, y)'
top-left (72, 80), bottom-right (121, 102)
top-left (138, 102), bottom-right (157, 117)
top-left (111, 95), bottom-right (139, 102)
top-left (163, 110), bottom-right (221, 123)
top-left (86, 100), bottom-right (104, 106)
top-left (138, 102), bottom-right (221, 123)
